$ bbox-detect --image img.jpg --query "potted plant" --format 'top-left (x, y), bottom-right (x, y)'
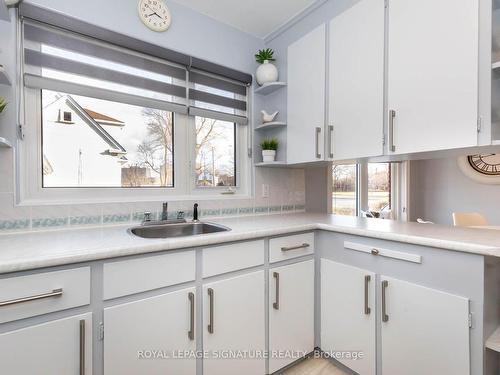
top-left (260, 138), bottom-right (278, 162)
top-left (0, 97), bottom-right (6, 114)
top-left (255, 48), bottom-right (278, 86)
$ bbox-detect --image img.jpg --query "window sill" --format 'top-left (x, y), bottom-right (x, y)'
top-left (16, 193), bottom-right (253, 207)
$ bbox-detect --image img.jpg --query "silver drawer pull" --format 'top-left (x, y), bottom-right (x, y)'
top-left (371, 248), bottom-right (380, 255)
top-left (382, 280), bottom-right (389, 322)
top-left (281, 243), bottom-right (310, 252)
top-left (188, 292), bottom-right (195, 340)
top-left (0, 288), bottom-right (63, 307)
top-left (364, 275), bottom-right (371, 315)
top-left (79, 319), bottom-right (85, 375)
top-left (273, 272), bottom-right (280, 310)
top-left (207, 288), bottom-right (214, 334)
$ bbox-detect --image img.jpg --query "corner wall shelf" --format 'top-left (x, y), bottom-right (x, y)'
top-left (255, 161), bottom-right (289, 167)
top-left (254, 82), bottom-right (286, 96)
top-left (486, 326), bottom-right (500, 353)
top-left (0, 137), bottom-right (13, 148)
top-left (0, 65), bottom-right (11, 86)
top-left (255, 121), bottom-right (286, 131)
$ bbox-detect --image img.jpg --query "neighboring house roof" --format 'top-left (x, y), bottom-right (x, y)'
top-left (63, 95), bottom-right (127, 153)
top-left (83, 108), bottom-right (125, 127)
top-left (42, 154), bottom-right (53, 175)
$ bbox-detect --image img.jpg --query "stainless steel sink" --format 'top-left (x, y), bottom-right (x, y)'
top-left (129, 221), bottom-right (231, 239)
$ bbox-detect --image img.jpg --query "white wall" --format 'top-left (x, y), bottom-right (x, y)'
top-left (410, 157), bottom-right (500, 226)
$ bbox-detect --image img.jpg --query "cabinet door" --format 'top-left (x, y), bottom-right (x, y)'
top-left (269, 260), bottom-right (315, 373)
top-left (0, 313), bottom-right (92, 375)
top-left (203, 271), bottom-right (265, 375)
top-left (381, 277), bottom-right (470, 375)
top-left (387, 0), bottom-right (478, 154)
top-left (104, 288), bottom-right (196, 375)
top-left (328, 0), bottom-right (384, 161)
top-left (287, 24), bottom-right (326, 164)
top-left (321, 260), bottom-right (376, 375)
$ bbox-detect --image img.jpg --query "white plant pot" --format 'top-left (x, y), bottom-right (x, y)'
top-left (256, 60), bottom-right (278, 86)
top-left (262, 150), bottom-right (276, 163)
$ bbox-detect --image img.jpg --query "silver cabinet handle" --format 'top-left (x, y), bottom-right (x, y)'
top-left (188, 292), bottom-right (195, 340)
top-left (382, 280), bottom-right (389, 322)
top-left (328, 125), bottom-right (334, 158)
top-left (207, 288), bottom-right (214, 334)
top-left (315, 127), bottom-right (322, 159)
top-left (389, 110), bottom-right (396, 152)
top-left (281, 243), bottom-right (310, 252)
top-left (273, 272), bottom-right (280, 310)
top-left (364, 275), bottom-right (371, 315)
top-left (0, 288), bottom-right (63, 307)
top-left (79, 319), bottom-right (85, 375)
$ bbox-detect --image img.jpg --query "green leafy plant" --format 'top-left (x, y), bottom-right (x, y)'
top-left (0, 97), bottom-right (6, 114)
top-left (260, 138), bottom-right (279, 151)
top-left (255, 48), bottom-right (275, 64)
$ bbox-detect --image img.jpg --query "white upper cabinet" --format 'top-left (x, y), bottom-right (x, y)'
top-left (328, 0), bottom-right (385, 161)
top-left (387, 0), bottom-right (479, 154)
top-left (287, 24), bottom-right (326, 164)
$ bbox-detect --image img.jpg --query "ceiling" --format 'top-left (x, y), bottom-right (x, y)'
top-left (172, 0), bottom-right (319, 39)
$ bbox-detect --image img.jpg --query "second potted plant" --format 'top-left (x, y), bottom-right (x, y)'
top-left (260, 138), bottom-right (278, 162)
top-left (0, 97), bottom-right (7, 114)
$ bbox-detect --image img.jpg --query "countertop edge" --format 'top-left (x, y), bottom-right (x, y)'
top-left (1, 219), bottom-right (499, 275)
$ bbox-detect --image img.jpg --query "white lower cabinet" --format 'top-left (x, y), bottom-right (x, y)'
top-left (381, 276), bottom-right (471, 375)
top-left (203, 270), bottom-right (265, 375)
top-left (104, 287), bottom-right (197, 375)
top-left (269, 260), bottom-right (315, 373)
top-left (321, 259), bottom-right (376, 375)
top-left (0, 313), bottom-right (92, 375)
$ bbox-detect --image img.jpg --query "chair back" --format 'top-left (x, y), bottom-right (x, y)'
top-left (452, 212), bottom-right (488, 227)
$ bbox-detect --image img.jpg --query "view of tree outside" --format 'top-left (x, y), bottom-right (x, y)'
top-left (368, 163), bottom-right (391, 211)
top-left (41, 90), bottom-right (175, 187)
top-left (332, 163), bottom-right (392, 216)
top-left (195, 117), bottom-right (235, 187)
top-left (332, 164), bottom-right (357, 216)
top-left (136, 109), bottom-right (174, 187)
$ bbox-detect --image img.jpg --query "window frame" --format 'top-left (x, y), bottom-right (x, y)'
top-left (331, 161), bottom-right (403, 219)
top-left (17, 88), bottom-right (251, 205)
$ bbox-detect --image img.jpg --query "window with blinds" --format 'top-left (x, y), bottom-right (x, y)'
top-left (18, 3), bottom-right (251, 194)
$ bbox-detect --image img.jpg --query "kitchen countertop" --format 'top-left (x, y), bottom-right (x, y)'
top-left (1, 213), bottom-right (500, 274)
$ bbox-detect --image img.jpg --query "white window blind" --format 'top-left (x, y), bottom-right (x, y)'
top-left (20, 3), bottom-right (251, 124)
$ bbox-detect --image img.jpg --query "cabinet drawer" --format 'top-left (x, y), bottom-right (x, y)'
top-left (0, 267), bottom-right (90, 324)
top-left (269, 232), bottom-right (315, 263)
top-left (202, 240), bottom-right (265, 278)
top-left (103, 251), bottom-right (195, 300)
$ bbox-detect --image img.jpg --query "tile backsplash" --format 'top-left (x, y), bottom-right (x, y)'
top-left (0, 148), bottom-right (306, 233)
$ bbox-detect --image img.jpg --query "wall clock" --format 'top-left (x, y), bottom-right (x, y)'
top-left (457, 154), bottom-right (500, 184)
top-left (138, 0), bottom-right (172, 32)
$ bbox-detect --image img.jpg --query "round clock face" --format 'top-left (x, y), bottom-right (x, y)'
top-left (467, 154), bottom-right (500, 175)
top-left (138, 0), bottom-right (171, 32)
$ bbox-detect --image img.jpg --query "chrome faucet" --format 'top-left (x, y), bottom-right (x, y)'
top-left (161, 202), bottom-right (169, 221)
top-left (193, 203), bottom-right (199, 222)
